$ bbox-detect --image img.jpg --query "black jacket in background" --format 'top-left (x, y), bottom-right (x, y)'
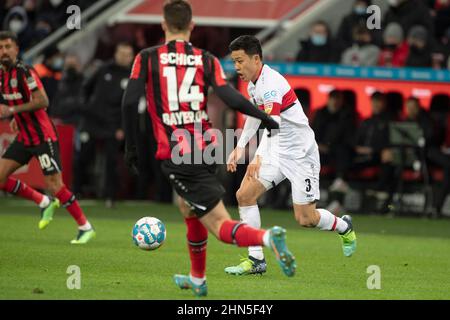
top-left (296, 39), bottom-right (338, 63)
top-left (49, 70), bottom-right (84, 126)
top-left (384, 0), bottom-right (434, 38)
top-left (355, 112), bottom-right (391, 153)
top-left (82, 61), bottom-right (131, 137)
top-left (312, 106), bottom-right (356, 148)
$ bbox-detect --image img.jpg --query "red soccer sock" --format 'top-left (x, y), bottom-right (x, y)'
top-left (219, 220), bottom-right (266, 247)
top-left (1, 177), bottom-right (44, 205)
top-left (55, 186), bottom-right (87, 226)
top-left (185, 217), bottom-right (208, 279)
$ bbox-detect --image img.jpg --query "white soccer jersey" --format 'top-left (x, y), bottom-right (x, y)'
top-left (236, 64), bottom-right (321, 204)
top-left (242, 64), bottom-right (317, 159)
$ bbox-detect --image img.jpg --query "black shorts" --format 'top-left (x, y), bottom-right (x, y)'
top-left (2, 139), bottom-right (62, 176)
top-left (161, 160), bottom-right (226, 217)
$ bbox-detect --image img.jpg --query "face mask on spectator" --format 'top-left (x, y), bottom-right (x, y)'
top-left (354, 5), bottom-right (367, 15)
top-left (311, 34), bottom-right (327, 46)
top-left (50, 0), bottom-right (63, 7)
top-left (9, 19), bottom-right (24, 34)
top-left (51, 57), bottom-right (64, 71)
top-left (384, 43), bottom-right (398, 50)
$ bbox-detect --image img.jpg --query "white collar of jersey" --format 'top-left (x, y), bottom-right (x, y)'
top-left (251, 64), bottom-right (267, 86)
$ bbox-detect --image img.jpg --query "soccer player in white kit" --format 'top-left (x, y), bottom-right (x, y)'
top-left (225, 35), bottom-right (357, 275)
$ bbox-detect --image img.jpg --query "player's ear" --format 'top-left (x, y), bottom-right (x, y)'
top-left (188, 21), bottom-right (195, 32)
top-left (161, 21), bottom-right (168, 32)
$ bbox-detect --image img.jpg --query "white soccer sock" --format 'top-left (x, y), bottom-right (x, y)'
top-left (78, 221), bottom-right (92, 231)
top-left (239, 205), bottom-right (264, 260)
top-left (262, 230), bottom-right (271, 248)
top-left (316, 209), bottom-right (348, 234)
top-left (189, 274), bottom-right (206, 285)
top-left (38, 196), bottom-right (50, 208)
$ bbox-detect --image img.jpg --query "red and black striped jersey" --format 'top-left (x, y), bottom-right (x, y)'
top-left (0, 60), bottom-right (58, 146)
top-left (130, 40), bottom-right (227, 160)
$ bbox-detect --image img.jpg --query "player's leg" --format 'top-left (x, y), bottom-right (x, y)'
top-left (225, 162), bottom-right (284, 275)
top-left (286, 148), bottom-right (356, 257)
top-left (37, 140), bottom-right (95, 243)
top-left (0, 141), bottom-right (54, 214)
top-left (173, 197), bottom-right (209, 296)
top-left (199, 200), bottom-right (296, 278)
top-left (45, 172), bottom-right (95, 244)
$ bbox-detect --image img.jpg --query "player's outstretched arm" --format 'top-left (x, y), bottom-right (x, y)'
top-left (214, 84), bottom-right (278, 132)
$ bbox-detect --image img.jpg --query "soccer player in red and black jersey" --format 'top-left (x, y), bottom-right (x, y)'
top-left (0, 31), bottom-right (95, 244)
top-left (122, 0), bottom-right (296, 297)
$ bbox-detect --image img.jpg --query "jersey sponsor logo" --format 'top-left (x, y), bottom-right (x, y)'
top-left (2, 92), bottom-right (23, 100)
top-left (10, 78), bottom-right (18, 88)
top-left (160, 53), bottom-right (203, 66)
top-left (162, 110), bottom-right (209, 126)
top-left (263, 90), bottom-right (278, 100)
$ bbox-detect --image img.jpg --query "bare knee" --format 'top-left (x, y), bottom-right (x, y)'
top-left (45, 175), bottom-right (64, 196)
top-left (177, 197), bottom-right (196, 218)
top-left (236, 187), bottom-right (258, 206)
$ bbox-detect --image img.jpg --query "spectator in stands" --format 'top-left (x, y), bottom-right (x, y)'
top-left (355, 92), bottom-right (398, 210)
top-left (336, 0), bottom-right (382, 53)
top-left (33, 46), bottom-right (63, 106)
top-left (296, 20), bottom-right (337, 63)
top-left (378, 22), bottom-right (409, 67)
top-left (74, 42), bottom-right (134, 208)
top-left (312, 90), bottom-right (356, 195)
top-left (404, 97), bottom-right (450, 217)
top-left (341, 24), bottom-right (380, 66)
top-left (406, 25), bottom-right (432, 68)
top-left (432, 26), bottom-right (450, 69)
top-left (49, 53), bottom-right (84, 127)
top-left (384, 0), bottom-right (434, 37)
top-left (429, 0), bottom-right (450, 41)
top-left (2, 6), bottom-right (34, 50)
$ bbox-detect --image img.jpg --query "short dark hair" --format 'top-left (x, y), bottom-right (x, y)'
top-left (229, 35), bottom-right (263, 60)
top-left (371, 91), bottom-right (385, 101)
top-left (163, 0), bottom-right (192, 32)
top-left (0, 31), bottom-right (18, 45)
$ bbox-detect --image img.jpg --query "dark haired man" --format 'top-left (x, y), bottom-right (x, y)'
top-left (121, 0), bottom-right (295, 297)
top-left (0, 31), bottom-right (95, 244)
top-left (225, 35), bottom-right (357, 276)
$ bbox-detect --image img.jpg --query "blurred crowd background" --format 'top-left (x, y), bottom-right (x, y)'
top-left (1, 0), bottom-right (449, 217)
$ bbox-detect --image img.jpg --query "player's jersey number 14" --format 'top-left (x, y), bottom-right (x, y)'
top-left (163, 66), bottom-right (204, 111)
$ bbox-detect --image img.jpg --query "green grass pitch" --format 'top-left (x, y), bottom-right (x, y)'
top-left (1, 198), bottom-right (450, 300)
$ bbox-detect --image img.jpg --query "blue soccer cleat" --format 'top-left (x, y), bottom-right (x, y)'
top-left (268, 226), bottom-right (296, 277)
top-left (173, 274), bottom-right (207, 297)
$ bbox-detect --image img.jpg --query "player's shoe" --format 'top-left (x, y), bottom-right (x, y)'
top-left (38, 198), bottom-right (60, 230)
top-left (339, 215), bottom-right (357, 257)
top-left (173, 274), bottom-right (207, 297)
top-left (224, 256), bottom-right (267, 275)
top-left (70, 229), bottom-right (96, 244)
top-left (268, 226), bottom-right (296, 277)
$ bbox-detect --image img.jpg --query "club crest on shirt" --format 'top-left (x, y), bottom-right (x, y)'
top-left (264, 102), bottom-right (273, 114)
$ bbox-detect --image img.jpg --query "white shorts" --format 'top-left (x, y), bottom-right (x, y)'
top-left (258, 145), bottom-right (321, 205)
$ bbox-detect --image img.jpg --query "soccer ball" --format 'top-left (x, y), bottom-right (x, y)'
top-left (132, 217), bottom-right (166, 250)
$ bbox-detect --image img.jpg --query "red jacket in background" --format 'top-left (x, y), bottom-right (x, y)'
top-left (378, 42), bottom-right (410, 67)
